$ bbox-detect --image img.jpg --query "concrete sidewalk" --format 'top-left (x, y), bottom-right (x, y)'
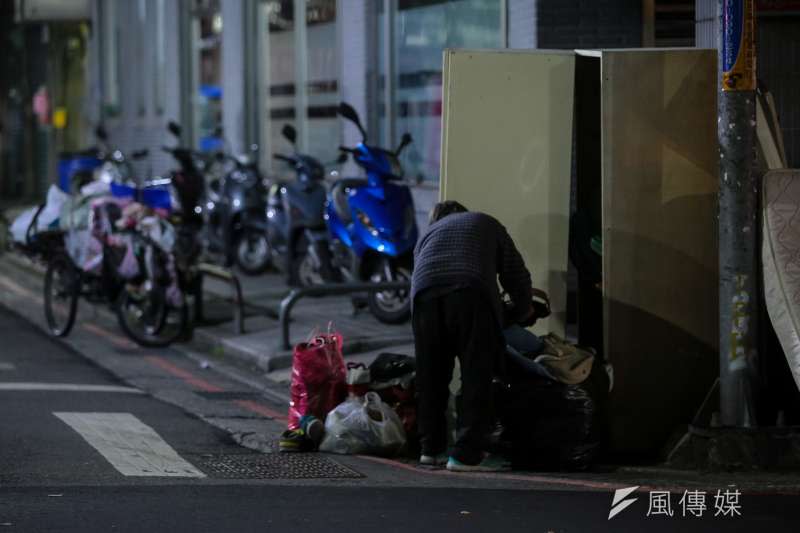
top-left (196, 268), bottom-right (414, 375)
top-left (0, 246), bottom-right (414, 382)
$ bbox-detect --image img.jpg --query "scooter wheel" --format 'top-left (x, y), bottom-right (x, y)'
top-left (367, 263), bottom-right (411, 324)
top-left (292, 253), bottom-right (325, 287)
top-left (235, 230), bottom-right (272, 275)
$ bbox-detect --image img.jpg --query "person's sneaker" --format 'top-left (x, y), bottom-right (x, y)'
top-left (419, 452), bottom-right (448, 466)
top-left (446, 454), bottom-right (511, 472)
top-left (279, 429), bottom-right (313, 452)
top-left (299, 415), bottom-right (324, 447)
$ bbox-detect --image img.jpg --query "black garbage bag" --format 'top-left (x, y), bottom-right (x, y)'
top-left (369, 353), bottom-right (416, 382)
top-left (497, 364), bottom-right (607, 471)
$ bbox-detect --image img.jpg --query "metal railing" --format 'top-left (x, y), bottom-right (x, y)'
top-left (279, 280), bottom-right (410, 349)
top-left (193, 262), bottom-right (245, 334)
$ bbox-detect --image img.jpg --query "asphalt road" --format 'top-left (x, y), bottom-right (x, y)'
top-left (0, 305), bottom-right (797, 533)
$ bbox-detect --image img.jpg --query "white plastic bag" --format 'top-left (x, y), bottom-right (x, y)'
top-left (44, 184), bottom-right (69, 217)
top-left (319, 391), bottom-right (406, 456)
top-left (10, 207), bottom-right (37, 244)
top-left (10, 185), bottom-right (69, 243)
top-left (79, 179), bottom-right (110, 197)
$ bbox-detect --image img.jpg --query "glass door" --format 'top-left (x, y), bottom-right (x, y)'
top-left (192, 0), bottom-right (223, 152)
top-left (260, 0), bottom-right (339, 174)
top-left (379, 0), bottom-right (504, 183)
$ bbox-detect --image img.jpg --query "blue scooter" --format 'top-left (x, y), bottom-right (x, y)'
top-left (269, 124), bottom-right (345, 286)
top-left (300, 102), bottom-right (418, 324)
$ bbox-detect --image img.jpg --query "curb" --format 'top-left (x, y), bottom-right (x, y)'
top-left (205, 333), bottom-right (416, 374)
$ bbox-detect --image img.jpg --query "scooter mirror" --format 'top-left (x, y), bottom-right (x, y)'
top-left (398, 132), bottom-right (413, 154)
top-left (167, 121), bottom-right (182, 138)
top-left (95, 125), bottom-right (108, 141)
top-left (337, 102), bottom-right (359, 123)
top-left (281, 124), bottom-right (297, 145)
top-left (336, 152), bottom-right (348, 164)
top-left (337, 102), bottom-right (367, 141)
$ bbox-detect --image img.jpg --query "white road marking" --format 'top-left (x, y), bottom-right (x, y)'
top-left (0, 363), bottom-right (15, 371)
top-left (0, 383), bottom-right (143, 393)
top-left (54, 412), bottom-right (206, 478)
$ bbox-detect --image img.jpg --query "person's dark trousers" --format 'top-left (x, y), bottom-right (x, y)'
top-left (413, 287), bottom-right (504, 465)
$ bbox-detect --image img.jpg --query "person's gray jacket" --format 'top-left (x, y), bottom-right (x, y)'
top-left (411, 211), bottom-right (532, 322)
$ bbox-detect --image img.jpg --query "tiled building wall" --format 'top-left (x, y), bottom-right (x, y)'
top-left (758, 16), bottom-right (800, 167)
top-left (537, 0), bottom-right (642, 49)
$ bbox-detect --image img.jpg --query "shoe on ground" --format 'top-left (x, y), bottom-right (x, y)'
top-left (299, 415), bottom-right (324, 446)
top-left (419, 452), bottom-right (448, 466)
top-left (279, 429), bottom-right (313, 453)
top-left (446, 454), bottom-right (511, 473)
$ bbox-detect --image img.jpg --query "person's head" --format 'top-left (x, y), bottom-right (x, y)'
top-left (429, 200), bottom-right (468, 224)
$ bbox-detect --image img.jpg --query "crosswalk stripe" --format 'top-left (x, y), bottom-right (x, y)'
top-left (54, 412), bottom-right (206, 478)
top-left (0, 383), bottom-right (142, 393)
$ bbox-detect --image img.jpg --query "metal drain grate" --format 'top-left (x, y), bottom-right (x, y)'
top-left (196, 454), bottom-right (364, 480)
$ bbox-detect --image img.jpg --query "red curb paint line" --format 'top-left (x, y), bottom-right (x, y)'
top-left (143, 358), bottom-right (288, 421)
top-left (144, 355), bottom-right (224, 393)
top-left (82, 323), bottom-right (135, 349)
top-left (234, 399), bottom-right (288, 422)
top-left (0, 275), bottom-right (44, 305)
top-left (354, 455), bottom-right (800, 496)
top-left (355, 454), bottom-right (629, 490)
top-left (0, 272), bottom-right (131, 350)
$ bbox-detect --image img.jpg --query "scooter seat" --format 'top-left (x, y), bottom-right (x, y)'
top-left (331, 178), bottom-right (367, 224)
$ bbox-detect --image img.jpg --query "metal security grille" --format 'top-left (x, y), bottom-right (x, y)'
top-left (196, 454), bottom-right (364, 480)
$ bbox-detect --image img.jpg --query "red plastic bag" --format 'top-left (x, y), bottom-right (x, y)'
top-left (287, 332), bottom-right (347, 430)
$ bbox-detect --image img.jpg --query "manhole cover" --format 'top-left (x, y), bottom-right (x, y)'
top-left (195, 391), bottom-right (264, 400)
top-left (196, 454), bottom-right (363, 479)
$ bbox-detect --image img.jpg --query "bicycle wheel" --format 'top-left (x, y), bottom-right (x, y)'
top-left (116, 284), bottom-right (188, 348)
top-left (43, 254), bottom-right (80, 337)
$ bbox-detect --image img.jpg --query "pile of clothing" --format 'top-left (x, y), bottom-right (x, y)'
top-left (497, 325), bottom-right (610, 471)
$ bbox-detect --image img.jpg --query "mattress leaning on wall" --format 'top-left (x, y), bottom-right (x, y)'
top-left (763, 169), bottom-right (800, 393)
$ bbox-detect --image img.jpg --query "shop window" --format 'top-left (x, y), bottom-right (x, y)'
top-left (265, 0), bottom-right (297, 167)
top-left (379, 0), bottom-right (503, 183)
top-left (263, 0), bottom-right (340, 171)
top-left (305, 0), bottom-right (339, 164)
top-left (643, 1), bottom-right (695, 47)
top-left (194, 0), bottom-right (223, 151)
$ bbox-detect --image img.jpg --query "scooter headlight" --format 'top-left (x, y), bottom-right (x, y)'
top-left (356, 210), bottom-right (380, 237)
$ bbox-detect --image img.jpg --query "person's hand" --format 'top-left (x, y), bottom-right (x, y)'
top-left (512, 289), bottom-right (551, 327)
top-left (530, 288), bottom-right (551, 319)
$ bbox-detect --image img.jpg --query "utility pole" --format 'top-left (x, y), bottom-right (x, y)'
top-left (718, 0), bottom-right (758, 427)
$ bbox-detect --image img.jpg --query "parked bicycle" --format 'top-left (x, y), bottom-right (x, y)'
top-left (20, 126), bottom-right (189, 347)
